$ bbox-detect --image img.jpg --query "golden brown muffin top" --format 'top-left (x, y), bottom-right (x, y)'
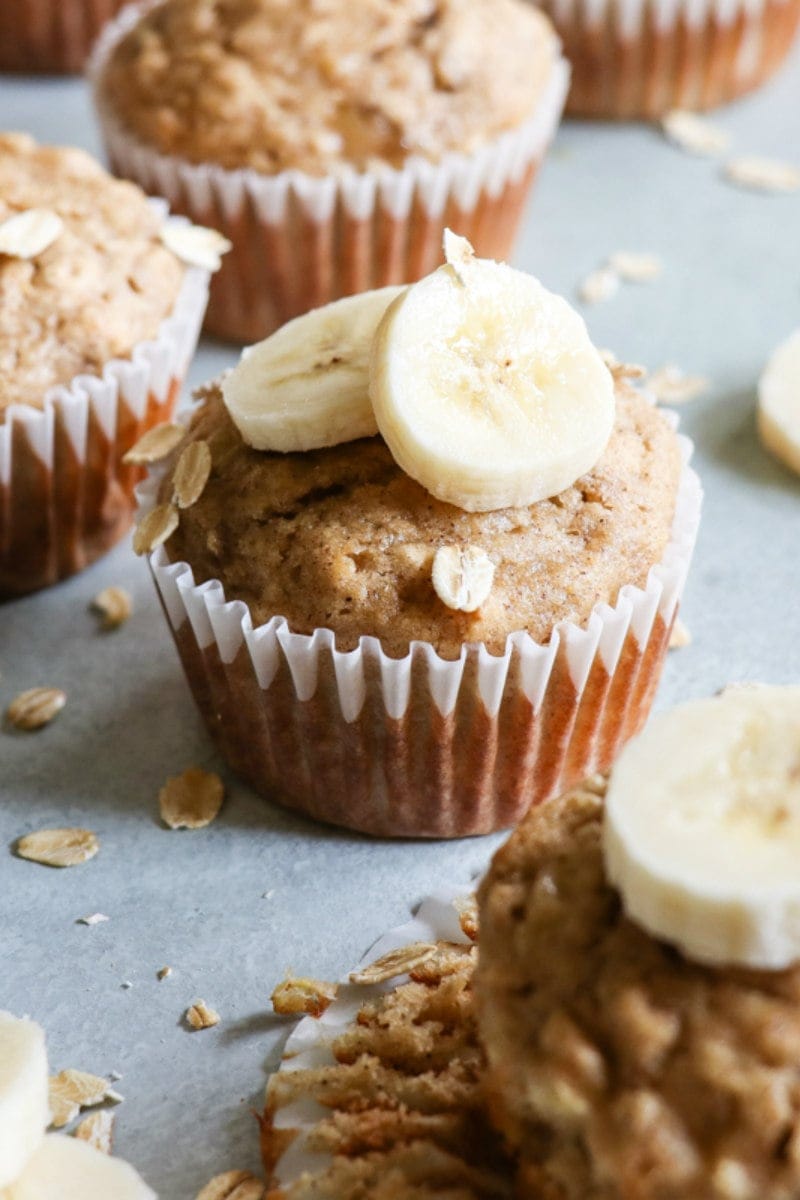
top-left (0, 133), bottom-right (185, 415)
top-left (99, 0), bottom-right (559, 174)
top-left (475, 784), bottom-right (800, 1200)
top-left (160, 384), bottom-right (681, 659)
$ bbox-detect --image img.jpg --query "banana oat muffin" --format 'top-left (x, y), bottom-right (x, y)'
top-left (0, 133), bottom-right (205, 598)
top-left (0, 134), bottom-right (184, 414)
top-left (161, 383), bottom-right (681, 659)
top-left (476, 784), bottom-right (800, 1200)
top-left (91, 0), bottom-right (568, 341)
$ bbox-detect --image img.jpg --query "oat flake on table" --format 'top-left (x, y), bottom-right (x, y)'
top-left (195, 1170), bottom-right (265, 1200)
top-left (350, 941), bottom-right (438, 985)
top-left (185, 1001), bottom-right (221, 1031)
top-left (15, 828), bottom-right (98, 868)
top-left (662, 110), bottom-right (730, 156)
top-left (159, 768), bottom-right (225, 829)
top-left (578, 266), bottom-right (620, 304)
top-left (723, 156), bottom-right (800, 193)
top-left (6, 686), bottom-right (66, 730)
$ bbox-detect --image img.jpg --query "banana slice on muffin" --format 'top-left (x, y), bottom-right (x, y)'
top-left (222, 232), bottom-right (615, 512)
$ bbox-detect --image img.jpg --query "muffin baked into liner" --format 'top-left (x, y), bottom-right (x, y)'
top-left (0, 205), bottom-right (209, 598)
top-left (89, 1), bottom-right (570, 345)
top-left (137, 411), bottom-right (700, 839)
top-left (542, 0), bottom-right (800, 117)
top-left (262, 887), bottom-right (511, 1198)
top-left (0, 0), bottom-right (127, 73)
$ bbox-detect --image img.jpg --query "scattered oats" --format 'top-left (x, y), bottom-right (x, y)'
top-left (186, 1000), bottom-right (221, 1030)
top-left (160, 221), bottom-right (232, 272)
top-left (262, 890), bottom-right (275, 900)
top-left (49, 1070), bottom-right (111, 1129)
top-left (6, 686), bottom-right (66, 730)
top-left (132, 502), bottom-right (179, 556)
top-left (172, 440), bottom-right (212, 509)
top-left (74, 1110), bottom-right (115, 1155)
top-left (669, 618), bottom-right (692, 650)
top-left (123, 423), bottom-right (186, 466)
top-left (159, 767), bottom-right (225, 830)
top-left (90, 586), bottom-right (132, 631)
top-left (607, 251), bottom-right (663, 283)
top-left (647, 364), bottom-right (710, 404)
top-left (662, 110), bottom-right (730, 156)
top-left (105, 1088), bottom-right (124, 1104)
top-left (578, 266), bottom-right (619, 305)
top-left (76, 913), bottom-right (109, 926)
top-left (723, 155), bottom-right (800, 193)
top-left (442, 228), bottom-right (475, 284)
top-left (195, 1170), bottom-right (266, 1200)
top-left (157, 966), bottom-right (173, 980)
top-left (432, 545), bottom-right (494, 613)
top-left (121, 981), bottom-right (133, 990)
top-left (453, 894), bottom-right (479, 942)
top-left (16, 828), bottom-right (98, 869)
top-left (108, 1072), bottom-right (123, 1082)
top-left (0, 208), bottom-right (64, 258)
top-left (271, 976), bottom-right (338, 1018)
top-left (350, 942), bottom-right (438, 986)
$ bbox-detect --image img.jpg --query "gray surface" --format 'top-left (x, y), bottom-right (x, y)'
top-left (2, 48), bottom-right (800, 1198)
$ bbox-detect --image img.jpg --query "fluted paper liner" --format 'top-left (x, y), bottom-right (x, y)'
top-left (139, 410), bottom-right (701, 838)
top-left (544, 0), bottom-right (800, 117)
top-left (90, 1), bottom-right (570, 343)
top-left (264, 885), bottom-right (477, 1189)
top-left (0, 0), bottom-right (127, 73)
top-left (0, 205), bottom-right (209, 597)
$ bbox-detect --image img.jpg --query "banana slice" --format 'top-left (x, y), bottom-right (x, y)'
top-left (2, 1136), bottom-right (156, 1200)
top-left (223, 286), bottom-right (406, 452)
top-left (0, 1013), bottom-right (48, 1188)
top-left (369, 235), bottom-right (615, 512)
top-left (758, 329), bottom-right (800, 476)
top-left (604, 685), bottom-right (800, 969)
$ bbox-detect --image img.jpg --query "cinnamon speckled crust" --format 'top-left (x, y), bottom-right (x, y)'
top-left (161, 384), bottom-right (680, 659)
top-left (99, 0), bottom-right (558, 174)
top-left (475, 785), bottom-right (800, 1200)
top-left (0, 133), bottom-right (185, 414)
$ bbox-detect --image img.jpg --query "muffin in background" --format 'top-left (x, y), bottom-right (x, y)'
top-left (90, 0), bottom-right (569, 343)
top-left (0, 0), bottom-right (127, 73)
top-left (533, 0), bottom-right (800, 118)
top-left (0, 133), bottom-right (212, 598)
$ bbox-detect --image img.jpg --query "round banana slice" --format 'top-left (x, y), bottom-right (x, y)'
top-left (223, 286), bottom-right (406, 452)
top-left (0, 1013), bottom-right (48, 1189)
top-left (369, 239), bottom-right (615, 512)
top-left (758, 329), bottom-right (800, 476)
top-left (3, 1136), bottom-right (156, 1200)
top-left (604, 685), bottom-right (800, 969)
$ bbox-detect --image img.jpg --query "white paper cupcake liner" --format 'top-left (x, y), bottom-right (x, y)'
top-left (89, 1), bottom-right (570, 343)
top-left (265, 884), bottom-right (480, 1191)
top-left (540, 0), bottom-right (800, 116)
top-left (0, 204), bottom-right (209, 597)
top-left (138, 407), bottom-right (702, 838)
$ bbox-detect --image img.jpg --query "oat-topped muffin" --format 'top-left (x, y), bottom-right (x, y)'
top-left (476, 689), bottom-right (800, 1199)
top-left (91, 0), bottom-right (568, 341)
top-left (161, 384), bottom-right (680, 660)
top-left (0, 134), bottom-right (184, 414)
top-left (0, 133), bottom-right (210, 598)
top-left (98, 0), bottom-right (558, 174)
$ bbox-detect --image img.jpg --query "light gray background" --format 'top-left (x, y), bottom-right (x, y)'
top-left (1, 46), bottom-right (799, 1198)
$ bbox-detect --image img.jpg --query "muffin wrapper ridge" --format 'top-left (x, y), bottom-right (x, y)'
top-left (140, 419), bottom-right (702, 839)
top-left (0, 207), bottom-right (209, 598)
top-left (90, 2), bottom-right (570, 344)
top-left (0, 0), bottom-right (127, 73)
top-left (263, 886), bottom-right (476, 1190)
top-left (539, 0), bottom-right (800, 117)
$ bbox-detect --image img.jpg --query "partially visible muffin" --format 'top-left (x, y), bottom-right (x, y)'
top-left (0, 133), bottom-right (206, 598)
top-left (476, 783), bottom-right (800, 1200)
top-left (0, 134), bottom-right (185, 414)
top-left (161, 383), bottom-right (681, 659)
top-left (91, 0), bottom-right (568, 341)
top-left (0, 0), bottom-right (127, 73)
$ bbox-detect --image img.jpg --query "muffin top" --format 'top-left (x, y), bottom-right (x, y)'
top-left (475, 785), bottom-right (800, 1200)
top-left (0, 133), bottom-right (185, 414)
top-left (99, 0), bottom-right (559, 174)
top-left (160, 383), bottom-right (681, 659)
